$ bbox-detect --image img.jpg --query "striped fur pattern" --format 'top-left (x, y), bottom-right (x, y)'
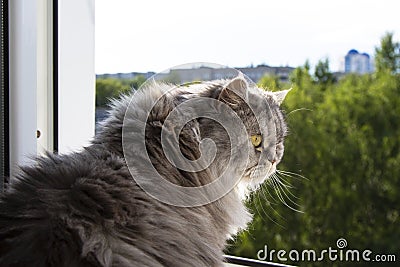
top-left (0, 77), bottom-right (289, 266)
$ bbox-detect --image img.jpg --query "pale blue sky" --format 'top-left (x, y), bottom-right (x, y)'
top-left (95, 0), bottom-right (400, 74)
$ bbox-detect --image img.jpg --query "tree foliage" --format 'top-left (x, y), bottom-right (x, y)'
top-left (95, 34), bottom-right (400, 266)
top-left (228, 34), bottom-right (400, 266)
top-left (96, 76), bottom-right (146, 107)
top-left (375, 32), bottom-right (400, 74)
top-left (314, 58), bottom-right (335, 86)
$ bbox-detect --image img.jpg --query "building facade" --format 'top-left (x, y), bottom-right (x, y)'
top-left (344, 49), bottom-right (373, 74)
top-left (97, 65), bottom-right (295, 84)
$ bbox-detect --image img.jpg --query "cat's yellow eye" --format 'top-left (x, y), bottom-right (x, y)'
top-left (251, 135), bottom-right (262, 148)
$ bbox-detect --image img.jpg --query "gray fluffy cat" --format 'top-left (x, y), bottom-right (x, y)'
top-left (0, 76), bottom-right (289, 266)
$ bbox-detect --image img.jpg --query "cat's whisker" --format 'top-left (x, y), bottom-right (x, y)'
top-left (272, 175), bottom-right (301, 208)
top-left (275, 174), bottom-right (296, 190)
top-left (273, 173), bottom-right (295, 189)
top-left (250, 190), bottom-right (266, 218)
top-left (259, 183), bottom-right (276, 205)
top-left (273, 173), bottom-right (302, 203)
top-left (280, 185), bottom-right (301, 201)
top-left (259, 186), bottom-right (287, 223)
top-left (271, 176), bottom-right (304, 213)
top-left (245, 181), bottom-right (287, 226)
top-left (261, 183), bottom-right (288, 218)
top-left (271, 179), bottom-right (290, 210)
top-left (261, 180), bottom-right (280, 205)
top-left (277, 170), bottom-right (309, 181)
top-left (255, 187), bottom-right (286, 227)
top-left (286, 108), bottom-right (313, 117)
top-left (255, 191), bottom-right (285, 227)
top-left (274, 173), bottom-right (301, 200)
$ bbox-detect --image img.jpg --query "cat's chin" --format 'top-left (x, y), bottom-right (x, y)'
top-left (235, 164), bottom-right (276, 200)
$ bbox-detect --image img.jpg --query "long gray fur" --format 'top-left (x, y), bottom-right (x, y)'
top-left (0, 77), bottom-right (289, 266)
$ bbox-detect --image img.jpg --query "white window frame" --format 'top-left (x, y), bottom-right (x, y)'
top-left (9, 0), bottom-right (38, 173)
top-left (57, 0), bottom-right (95, 153)
top-left (8, 0), bottom-right (95, 178)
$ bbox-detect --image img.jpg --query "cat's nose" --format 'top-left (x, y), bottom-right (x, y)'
top-left (266, 151), bottom-right (276, 164)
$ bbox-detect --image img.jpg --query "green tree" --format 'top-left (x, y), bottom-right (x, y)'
top-left (258, 75), bottom-right (284, 91)
top-left (96, 76), bottom-right (146, 107)
top-left (229, 34), bottom-right (400, 266)
top-left (314, 58), bottom-right (335, 86)
top-left (96, 78), bottom-right (130, 107)
top-left (375, 32), bottom-right (400, 73)
top-left (122, 75), bottom-right (147, 89)
top-left (290, 61), bottom-right (313, 90)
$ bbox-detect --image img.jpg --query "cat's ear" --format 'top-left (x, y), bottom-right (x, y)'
top-left (273, 88), bottom-right (291, 106)
top-left (219, 74), bottom-right (248, 105)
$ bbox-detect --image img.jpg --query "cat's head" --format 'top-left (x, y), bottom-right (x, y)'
top-left (116, 74), bottom-right (290, 206)
top-left (199, 75), bottom-right (290, 197)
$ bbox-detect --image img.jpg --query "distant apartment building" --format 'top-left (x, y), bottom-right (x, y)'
top-left (344, 49), bottom-right (373, 74)
top-left (238, 65), bottom-right (294, 83)
top-left (97, 71), bottom-right (156, 80)
top-left (97, 65), bottom-right (295, 84)
top-left (157, 65), bottom-right (294, 84)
